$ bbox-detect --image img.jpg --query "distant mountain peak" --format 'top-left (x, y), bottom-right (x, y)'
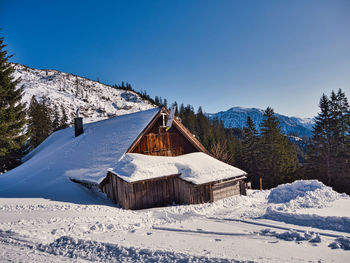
top-left (207, 107), bottom-right (314, 137)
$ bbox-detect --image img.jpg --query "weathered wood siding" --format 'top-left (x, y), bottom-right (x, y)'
top-left (103, 172), bottom-right (179, 209)
top-left (101, 172), bottom-right (246, 210)
top-left (211, 180), bottom-right (240, 202)
top-left (131, 118), bottom-right (198, 156)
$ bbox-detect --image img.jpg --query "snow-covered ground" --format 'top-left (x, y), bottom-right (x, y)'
top-left (0, 180), bottom-right (349, 262)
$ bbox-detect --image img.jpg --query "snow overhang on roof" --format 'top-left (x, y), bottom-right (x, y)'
top-left (110, 152), bottom-right (247, 185)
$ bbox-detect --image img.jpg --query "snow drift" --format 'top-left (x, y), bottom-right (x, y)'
top-left (263, 180), bottom-right (350, 233)
top-left (267, 180), bottom-right (345, 208)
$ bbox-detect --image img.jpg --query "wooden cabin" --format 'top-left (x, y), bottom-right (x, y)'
top-left (99, 107), bottom-right (247, 209)
top-left (101, 169), bottom-right (246, 210)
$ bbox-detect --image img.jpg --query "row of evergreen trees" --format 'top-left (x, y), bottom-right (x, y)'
top-left (306, 89), bottom-right (350, 193)
top-left (27, 96), bottom-right (69, 149)
top-left (175, 104), bottom-right (300, 189)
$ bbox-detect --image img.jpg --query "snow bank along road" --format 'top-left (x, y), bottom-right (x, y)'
top-left (0, 180), bottom-right (349, 262)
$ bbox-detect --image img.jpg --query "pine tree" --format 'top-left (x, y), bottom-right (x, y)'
top-left (308, 91), bottom-right (350, 193)
top-left (154, 96), bottom-right (160, 106)
top-left (308, 94), bottom-right (333, 184)
top-left (0, 35), bottom-right (27, 172)
top-left (329, 89), bottom-right (350, 184)
top-left (258, 107), bottom-right (299, 188)
top-left (52, 104), bottom-right (60, 131)
top-left (28, 96), bottom-right (53, 149)
top-left (179, 103), bottom-right (185, 119)
top-left (60, 105), bottom-right (69, 129)
top-left (196, 106), bottom-right (214, 148)
top-left (241, 116), bottom-right (260, 188)
top-left (172, 101), bottom-right (179, 116)
top-left (181, 105), bottom-right (197, 136)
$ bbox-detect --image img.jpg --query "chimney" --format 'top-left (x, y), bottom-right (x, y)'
top-left (74, 108), bottom-right (84, 137)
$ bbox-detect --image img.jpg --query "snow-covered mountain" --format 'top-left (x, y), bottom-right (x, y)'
top-left (207, 106), bottom-right (314, 137)
top-left (12, 63), bottom-right (155, 124)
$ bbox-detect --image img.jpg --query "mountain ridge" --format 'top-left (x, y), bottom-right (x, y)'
top-left (207, 106), bottom-right (314, 137)
top-left (12, 63), bottom-right (155, 124)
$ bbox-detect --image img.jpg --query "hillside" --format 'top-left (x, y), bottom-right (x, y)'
top-left (12, 63), bottom-right (155, 124)
top-left (207, 107), bottom-right (314, 137)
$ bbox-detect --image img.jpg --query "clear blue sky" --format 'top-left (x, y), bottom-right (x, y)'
top-left (1, 0), bottom-right (349, 118)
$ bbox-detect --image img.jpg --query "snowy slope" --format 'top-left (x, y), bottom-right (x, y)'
top-left (207, 106), bottom-right (314, 137)
top-left (12, 63), bottom-right (155, 124)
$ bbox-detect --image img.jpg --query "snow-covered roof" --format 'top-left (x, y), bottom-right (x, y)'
top-left (111, 152), bottom-right (247, 185)
top-left (0, 108), bottom-right (160, 202)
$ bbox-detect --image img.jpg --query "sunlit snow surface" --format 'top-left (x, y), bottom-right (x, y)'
top-left (1, 148), bottom-right (350, 263)
top-left (0, 180), bottom-right (349, 262)
top-left (112, 152), bottom-right (246, 184)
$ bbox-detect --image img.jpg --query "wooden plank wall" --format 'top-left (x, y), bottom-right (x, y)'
top-left (131, 118), bottom-right (198, 157)
top-left (188, 184), bottom-right (211, 204)
top-left (103, 172), bottom-right (180, 209)
top-left (173, 178), bottom-right (191, 204)
top-left (211, 180), bottom-right (240, 202)
top-left (102, 172), bottom-right (246, 209)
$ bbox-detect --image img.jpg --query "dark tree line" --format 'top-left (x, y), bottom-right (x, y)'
top-left (27, 96), bottom-right (69, 150)
top-left (174, 103), bottom-right (300, 189)
top-left (305, 89), bottom-right (350, 194)
top-left (177, 103), bottom-right (241, 165)
top-left (241, 108), bottom-right (300, 189)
